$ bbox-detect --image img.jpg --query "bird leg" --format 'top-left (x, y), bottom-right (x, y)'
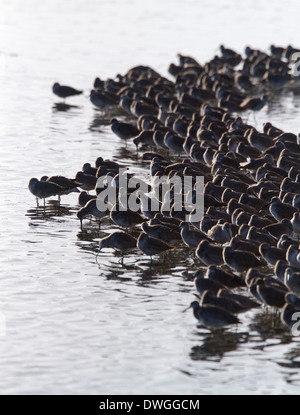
top-left (253, 112), bottom-right (257, 125)
top-left (95, 247), bottom-right (102, 264)
top-left (150, 256), bottom-right (153, 267)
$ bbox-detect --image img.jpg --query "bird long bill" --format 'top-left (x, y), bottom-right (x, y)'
top-left (182, 305), bottom-right (192, 313)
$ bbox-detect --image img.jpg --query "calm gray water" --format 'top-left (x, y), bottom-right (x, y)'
top-left (1, 0), bottom-right (300, 395)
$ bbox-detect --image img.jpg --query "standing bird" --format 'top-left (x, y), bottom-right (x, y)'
top-left (52, 82), bottom-right (82, 100)
top-left (110, 205), bottom-right (145, 229)
top-left (184, 301), bottom-right (239, 328)
top-left (240, 95), bottom-right (268, 112)
top-left (137, 232), bottom-right (173, 259)
top-left (99, 232), bottom-right (137, 254)
top-left (40, 176), bottom-right (80, 196)
top-left (223, 246), bottom-right (265, 273)
top-left (110, 119), bottom-right (140, 142)
top-left (77, 199), bottom-right (108, 229)
top-left (28, 178), bottom-right (64, 206)
top-left (196, 240), bottom-right (224, 266)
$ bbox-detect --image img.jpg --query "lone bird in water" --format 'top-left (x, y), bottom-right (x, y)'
top-left (52, 82), bottom-right (83, 100)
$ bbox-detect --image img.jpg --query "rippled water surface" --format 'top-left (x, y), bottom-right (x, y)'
top-left (1, 0), bottom-right (300, 395)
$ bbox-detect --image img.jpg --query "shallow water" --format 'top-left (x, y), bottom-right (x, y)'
top-left (1, 0), bottom-right (300, 395)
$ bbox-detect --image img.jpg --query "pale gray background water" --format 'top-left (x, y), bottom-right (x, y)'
top-left (1, 0), bottom-right (300, 395)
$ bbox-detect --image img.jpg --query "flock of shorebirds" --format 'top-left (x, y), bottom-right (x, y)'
top-left (28, 44), bottom-right (300, 332)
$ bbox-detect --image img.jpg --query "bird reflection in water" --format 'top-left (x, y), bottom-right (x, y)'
top-left (52, 102), bottom-right (81, 113)
top-left (190, 330), bottom-right (248, 362)
top-left (249, 311), bottom-right (291, 343)
top-left (26, 200), bottom-right (74, 222)
top-left (278, 345), bottom-right (300, 370)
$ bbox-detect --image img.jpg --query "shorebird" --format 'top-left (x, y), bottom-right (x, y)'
top-left (40, 175), bottom-right (79, 196)
top-left (28, 178), bottom-right (64, 206)
top-left (99, 232), bottom-right (137, 253)
top-left (75, 172), bottom-right (97, 192)
top-left (184, 301), bottom-right (239, 328)
top-left (270, 44), bottom-right (285, 58)
top-left (78, 191), bottom-right (97, 207)
top-left (286, 245), bottom-right (300, 269)
top-left (253, 280), bottom-right (287, 309)
top-left (82, 163), bottom-right (98, 176)
top-left (281, 298), bottom-right (300, 331)
top-left (274, 260), bottom-right (292, 282)
top-left (291, 212), bottom-right (300, 236)
top-left (200, 291), bottom-right (249, 315)
top-left (223, 246), bottom-right (265, 273)
top-left (277, 235), bottom-right (298, 251)
top-left (141, 222), bottom-right (179, 243)
top-left (248, 214), bottom-right (273, 229)
top-left (259, 243), bottom-right (286, 266)
top-left (285, 293), bottom-right (300, 309)
top-left (196, 240), bottom-right (224, 266)
top-left (200, 216), bottom-right (220, 234)
top-left (90, 89), bottom-right (118, 108)
top-left (194, 270), bottom-right (225, 295)
top-left (207, 266), bottom-right (245, 288)
top-left (137, 232), bottom-right (173, 259)
top-left (52, 82), bottom-right (82, 100)
top-left (246, 226), bottom-right (277, 246)
top-left (240, 95), bottom-right (268, 112)
top-left (284, 268), bottom-right (300, 295)
top-left (230, 236), bottom-right (260, 257)
top-left (77, 199), bottom-right (107, 229)
top-left (179, 222), bottom-right (209, 248)
top-left (110, 118), bottom-right (140, 142)
top-left (136, 192), bottom-right (160, 220)
top-left (217, 288), bottom-right (260, 310)
top-left (207, 222), bottom-right (232, 244)
top-left (95, 157), bottom-right (123, 171)
top-left (164, 132), bottom-right (185, 154)
top-left (263, 219), bottom-right (293, 239)
top-left (133, 130), bottom-right (156, 149)
top-left (110, 205), bottom-right (145, 228)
